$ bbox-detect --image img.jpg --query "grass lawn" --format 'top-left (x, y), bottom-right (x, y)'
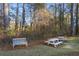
top-left (0, 37), bottom-right (79, 56)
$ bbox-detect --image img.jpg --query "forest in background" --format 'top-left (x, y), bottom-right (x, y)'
top-left (0, 3), bottom-right (79, 46)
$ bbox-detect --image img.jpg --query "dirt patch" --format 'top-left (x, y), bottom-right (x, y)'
top-left (29, 39), bottom-right (46, 47)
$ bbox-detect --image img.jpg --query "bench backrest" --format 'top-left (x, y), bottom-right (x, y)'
top-left (13, 38), bottom-right (26, 41)
top-left (12, 38), bottom-right (28, 48)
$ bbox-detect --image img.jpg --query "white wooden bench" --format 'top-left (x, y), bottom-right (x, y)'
top-left (12, 38), bottom-right (28, 48)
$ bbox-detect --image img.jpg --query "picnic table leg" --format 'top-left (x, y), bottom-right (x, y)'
top-left (54, 45), bottom-right (57, 48)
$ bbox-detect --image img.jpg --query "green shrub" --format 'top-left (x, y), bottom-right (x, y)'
top-left (6, 30), bottom-right (16, 37)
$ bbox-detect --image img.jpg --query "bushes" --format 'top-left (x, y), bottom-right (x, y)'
top-left (7, 30), bottom-right (16, 37)
top-left (0, 33), bottom-right (12, 47)
top-left (0, 29), bottom-right (13, 47)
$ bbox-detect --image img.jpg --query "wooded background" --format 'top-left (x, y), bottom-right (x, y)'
top-left (0, 3), bottom-right (79, 41)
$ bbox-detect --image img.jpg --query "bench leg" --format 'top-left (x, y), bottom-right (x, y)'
top-left (25, 44), bottom-right (28, 47)
top-left (13, 45), bottom-right (15, 48)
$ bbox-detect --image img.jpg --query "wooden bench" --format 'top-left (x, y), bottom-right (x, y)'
top-left (12, 38), bottom-right (28, 48)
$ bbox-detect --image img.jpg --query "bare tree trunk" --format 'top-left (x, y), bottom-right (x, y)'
top-left (54, 3), bottom-right (57, 32)
top-left (71, 3), bottom-right (77, 35)
top-left (58, 3), bottom-right (64, 35)
top-left (75, 3), bottom-right (78, 35)
top-left (59, 4), bottom-right (62, 35)
top-left (70, 3), bottom-right (78, 35)
top-left (15, 3), bottom-right (18, 31)
top-left (61, 3), bottom-right (64, 34)
top-left (70, 3), bottom-right (73, 35)
top-left (22, 3), bottom-right (25, 31)
top-left (3, 3), bottom-right (9, 31)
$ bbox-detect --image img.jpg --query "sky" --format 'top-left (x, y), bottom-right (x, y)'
top-left (9, 3), bottom-right (32, 25)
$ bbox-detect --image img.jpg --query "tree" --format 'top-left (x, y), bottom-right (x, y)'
top-left (57, 3), bottom-right (64, 35)
top-left (22, 3), bottom-right (26, 31)
top-left (0, 4), bottom-right (3, 28)
top-left (54, 3), bottom-right (57, 28)
top-left (70, 3), bottom-right (78, 35)
top-left (31, 3), bottom-right (45, 20)
top-left (61, 3), bottom-right (64, 34)
top-left (59, 4), bottom-right (63, 35)
top-left (31, 4), bottom-right (55, 38)
top-left (3, 3), bottom-right (9, 31)
top-left (15, 3), bottom-right (18, 31)
top-left (75, 3), bottom-right (78, 35)
top-left (70, 3), bottom-right (73, 35)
